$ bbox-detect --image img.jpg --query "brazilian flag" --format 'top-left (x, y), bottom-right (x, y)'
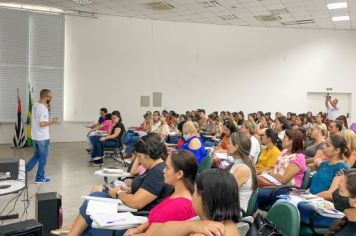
top-left (26, 91), bottom-right (33, 147)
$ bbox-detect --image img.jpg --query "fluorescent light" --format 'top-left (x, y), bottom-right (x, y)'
top-left (0, 3), bottom-right (63, 13)
top-left (332, 15), bottom-right (350, 21)
top-left (327, 2), bottom-right (347, 10)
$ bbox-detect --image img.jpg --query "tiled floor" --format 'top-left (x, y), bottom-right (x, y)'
top-left (0, 142), bottom-right (126, 226)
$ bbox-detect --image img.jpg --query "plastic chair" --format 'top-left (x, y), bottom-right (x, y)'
top-left (244, 188), bottom-right (258, 217)
top-left (103, 130), bottom-right (128, 166)
top-left (260, 167), bottom-right (312, 211)
top-left (266, 202), bottom-right (300, 236)
top-left (198, 149), bottom-right (213, 173)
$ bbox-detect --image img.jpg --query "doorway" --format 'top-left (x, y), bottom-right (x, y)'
top-left (307, 92), bottom-right (352, 124)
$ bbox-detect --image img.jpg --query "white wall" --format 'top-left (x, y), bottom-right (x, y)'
top-left (1, 14), bottom-right (356, 144)
top-left (64, 15), bottom-right (356, 127)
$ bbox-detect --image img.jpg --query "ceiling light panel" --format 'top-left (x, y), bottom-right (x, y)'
top-left (327, 2), bottom-right (347, 10)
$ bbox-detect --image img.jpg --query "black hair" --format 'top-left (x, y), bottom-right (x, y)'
top-left (40, 89), bottom-right (51, 98)
top-left (317, 112), bottom-right (326, 122)
top-left (330, 135), bottom-right (350, 159)
top-left (257, 111), bottom-right (264, 117)
top-left (277, 116), bottom-right (290, 130)
top-left (224, 120), bottom-right (237, 134)
top-left (326, 170), bottom-right (356, 236)
top-left (100, 107), bottom-right (108, 113)
top-left (196, 169), bottom-right (241, 223)
top-left (336, 116), bottom-right (348, 129)
top-left (331, 120), bottom-right (343, 132)
top-left (134, 133), bottom-right (165, 160)
top-left (111, 110), bottom-right (122, 123)
top-left (153, 111), bottom-right (161, 116)
top-left (265, 128), bottom-right (282, 150)
top-left (198, 109), bottom-right (206, 114)
top-left (170, 150), bottom-right (198, 195)
top-left (105, 113), bottom-right (112, 120)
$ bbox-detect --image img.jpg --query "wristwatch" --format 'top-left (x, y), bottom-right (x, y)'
top-left (116, 189), bottom-right (123, 199)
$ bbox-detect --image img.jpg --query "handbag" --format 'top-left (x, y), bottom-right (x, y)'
top-left (244, 213), bottom-right (284, 236)
top-left (257, 175), bottom-right (279, 188)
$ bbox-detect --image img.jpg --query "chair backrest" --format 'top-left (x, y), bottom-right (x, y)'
top-left (300, 167), bottom-right (311, 190)
top-left (245, 188), bottom-right (258, 216)
top-left (198, 149), bottom-right (213, 173)
top-left (266, 202), bottom-right (300, 236)
top-left (119, 129), bottom-right (127, 148)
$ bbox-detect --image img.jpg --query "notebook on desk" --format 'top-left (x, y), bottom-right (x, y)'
top-left (83, 196), bottom-right (138, 216)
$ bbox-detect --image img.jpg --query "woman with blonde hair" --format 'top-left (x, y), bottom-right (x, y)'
top-left (342, 130), bottom-right (356, 168)
top-left (180, 121), bottom-right (206, 164)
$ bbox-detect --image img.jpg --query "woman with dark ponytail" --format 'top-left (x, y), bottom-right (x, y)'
top-left (227, 132), bottom-right (258, 212)
top-left (310, 135), bottom-right (350, 197)
top-left (326, 170), bottom-right (356, 236)
top-left (296, 137), bottom-right (351, 231)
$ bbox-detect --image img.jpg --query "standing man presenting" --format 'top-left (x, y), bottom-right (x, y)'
top-left (325, 94), bottom-right (339, 121)
top-left (26, 89), bottom-right (59, 183)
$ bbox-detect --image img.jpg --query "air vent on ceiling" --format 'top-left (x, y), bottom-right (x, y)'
top-left (270, 8), bottom-right (289, 15)
top-left (220, 14), bottom-right (238, 20)
top-left (281, 19), bottom-right (315, 25)
top-left (72, 0), bottom-right (95, 5)
top-left (255, 15), bottom-right (282, 22)
top-left (200, 0), bottom-right (221, 7)
top-left (146, 1), bottom-right (175, 10)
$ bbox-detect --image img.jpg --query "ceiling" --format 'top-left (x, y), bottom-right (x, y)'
top-left (1, 0), bottom-right (356, 30)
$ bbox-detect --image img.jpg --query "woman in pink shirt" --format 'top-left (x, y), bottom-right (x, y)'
top-left (124, 150), bottom-right (198, 235)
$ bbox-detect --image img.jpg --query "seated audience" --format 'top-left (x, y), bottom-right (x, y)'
top-left (257, 129), bottom-right (307, 207)
top-left (315, 112), bottom-right (328, 131)
top-left (343, 130), bottom-right (356, 168)
top-left (326, 169), bottom-right (356, 236)
top-left (150, 169), bottom-right (241, 236)
top-left (180, 121), bottom-right (206, 164)
top-left (204, 113), bottom-right (221, 136)
top-left (273, 116), bottom-right (290, 140)
top-left (240, 120), bottom-right (260, 165)
top-left (139, 112), bottom-right (153, 132)
top-left (255, 128), bottom-right (281, 175)
top-left (150, 111), bottom-right (162, 133)
top-left (227, 132), bottom-right (258, 212)
top-left (329, 120), bottom-right (343, 136)
top-left (86, 113), bottom-right (112, 151)
top-left (124, 150), bottom-right (198, 235)
top-left (197, 109), bottom-right (208, 131)
top-left (214, 120), bottom-right (237, 151)
top-left (67, 133), bottom-right (172, 235)
top-left (337, 115), bottom-right (349, 131)
top-left (305, 124), bottom-right (327, 166)
top-left (310, 135), bottom-right (350, 197)
top-left (89, 111), bottom-right (125, 165)
top-left (157, 115), bottom-right (170, 141)
top-left (92, 107), bottom-right (108, 127)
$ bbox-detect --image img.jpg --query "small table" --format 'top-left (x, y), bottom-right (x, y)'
top-left (94, 170), bottom-right (131, 184)
top-left (0, 159), bottom-right (26, 220)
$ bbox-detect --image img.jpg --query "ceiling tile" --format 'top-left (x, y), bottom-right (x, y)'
top-left (1, 0), bottom-right (354, 30)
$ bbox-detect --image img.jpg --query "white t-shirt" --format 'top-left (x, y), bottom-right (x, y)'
top-left (250, 136), bottom-right (261, 165)
top-left (150, 121), bottom-right (162, 133)
top-left (31, 103), bottom-right (50, 141)
top-left (327, 102), bottom-right (339, 121)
